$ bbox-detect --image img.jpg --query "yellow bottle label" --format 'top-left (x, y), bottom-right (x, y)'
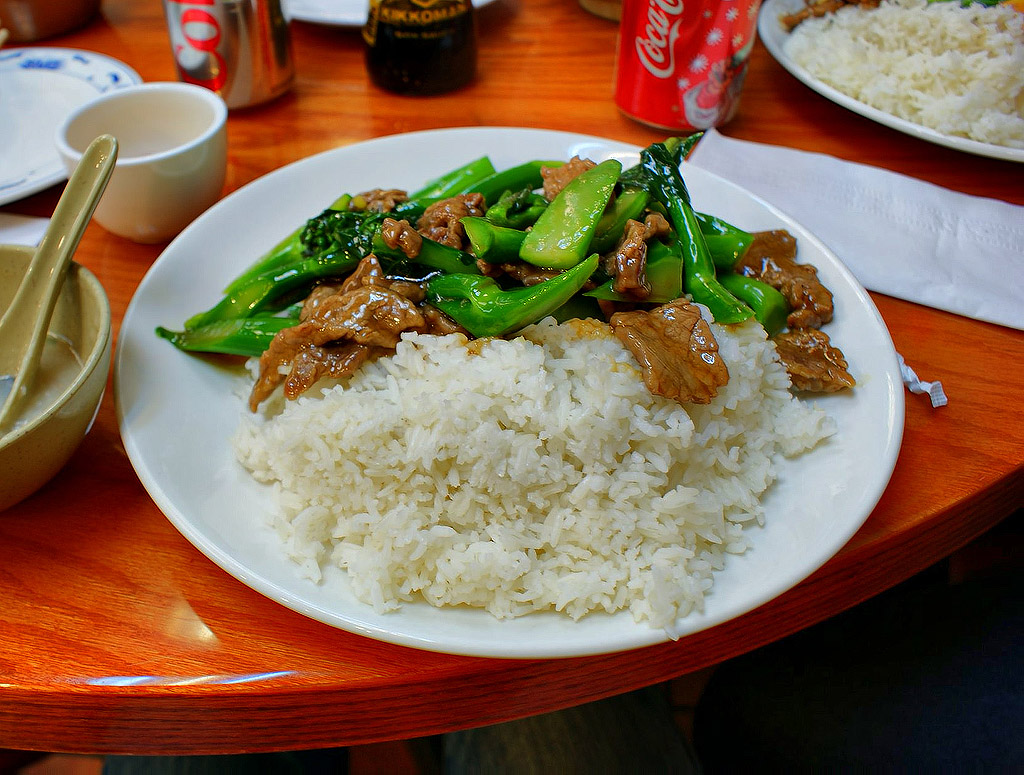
top-left (365, 0), bottom-right (470, 45)
top-left (364, 0), bottom-right (383, 45)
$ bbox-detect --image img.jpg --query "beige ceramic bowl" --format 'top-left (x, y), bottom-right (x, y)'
top-left (0, 244), bottom-right (111, 511)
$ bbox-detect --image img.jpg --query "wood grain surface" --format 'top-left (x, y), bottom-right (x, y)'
top-left (0, 0), bottom-right (1021, 755)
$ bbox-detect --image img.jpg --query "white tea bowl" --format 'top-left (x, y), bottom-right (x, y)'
top-left (56, 82), bottom-right (228, 244)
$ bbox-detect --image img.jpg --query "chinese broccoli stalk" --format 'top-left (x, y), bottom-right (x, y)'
top-left (631, 142), bottom-right (753, 325)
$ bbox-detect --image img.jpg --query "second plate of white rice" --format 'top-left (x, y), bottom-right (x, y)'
top-left (758, 0), bottom-right (1024, 162)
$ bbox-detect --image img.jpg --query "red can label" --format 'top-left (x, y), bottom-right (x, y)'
top-left (615, 0), bottom-right (761, 131)
top-left (165, 0), bottom-right (232, 93)
top-left (163, 0), bottom-right (294, 108)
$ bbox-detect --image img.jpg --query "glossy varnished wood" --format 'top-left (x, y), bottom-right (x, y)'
top-left (1, 0), bottom-right (1021, 755)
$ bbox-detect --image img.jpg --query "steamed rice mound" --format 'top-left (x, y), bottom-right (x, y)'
top-left (234, 317), bottom-right (835, 629)
top-left (783, 0), bottom-right (1024, 149)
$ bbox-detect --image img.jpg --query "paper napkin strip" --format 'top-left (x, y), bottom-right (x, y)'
top-left (688, 130), bottom-right (1024, 332)
top-left (0, 213), bottom-right (49, 247)
top-left (898, 354), bottom-right (948, 408)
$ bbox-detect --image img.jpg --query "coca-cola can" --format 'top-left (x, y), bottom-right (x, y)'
top-left (614, 0), bottom-right (762, 131)
top-left (163, 0), bottom-right (294, 109)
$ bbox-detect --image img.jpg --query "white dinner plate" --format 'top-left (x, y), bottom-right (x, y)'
top-left (0, 47), bottom-right (142, 206)
top-left (116, 127), bottom-right (905, 659)
top-left (758, 0), bottom-right (1024, 163)
top-left (284, 0), bottom-right (498, 27)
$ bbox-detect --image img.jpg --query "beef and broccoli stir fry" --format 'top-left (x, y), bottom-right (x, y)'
top-left (158, 136), bottom-right (855, 410)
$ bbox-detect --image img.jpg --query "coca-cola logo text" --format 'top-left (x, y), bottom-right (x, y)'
top-left (166, 0), bottom-right (228, 92)
top-left (634, 0), bottom-right (683, 80)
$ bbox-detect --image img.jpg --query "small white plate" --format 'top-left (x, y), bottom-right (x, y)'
top-left (758, 0), bottom-right (1024, 163)
top-left (0, 47), bottom-right (142, 206)
top-left (116, 127), bottom-right (905, 659)
top-left (284, 0), bottom-right (498, 26)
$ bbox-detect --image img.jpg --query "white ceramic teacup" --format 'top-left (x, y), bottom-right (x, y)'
top-left (56, 82), bottom-right (227, 244)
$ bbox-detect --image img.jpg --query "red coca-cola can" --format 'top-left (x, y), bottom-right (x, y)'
top-left (614, 0), bottom-right (762, 131)
top-left (163, 0), bottom-right (294, 109)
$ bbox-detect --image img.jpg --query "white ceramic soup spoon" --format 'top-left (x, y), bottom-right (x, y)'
top-left (0, 134), bottom-right (117, 434)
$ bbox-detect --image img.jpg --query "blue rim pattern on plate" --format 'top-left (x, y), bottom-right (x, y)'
top-left (0, 47), bottom-right (143, 204)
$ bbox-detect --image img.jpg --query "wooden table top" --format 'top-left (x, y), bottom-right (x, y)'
top-left (1, 0), bottom-right (1021, 756)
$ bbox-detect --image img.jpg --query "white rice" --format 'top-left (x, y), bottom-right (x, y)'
top-left (234, 317), bottom-right (835, 628)
top-left (783, 0), bottom-right (1024, 148)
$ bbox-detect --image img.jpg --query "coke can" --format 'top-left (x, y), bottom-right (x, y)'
top-left (614, 0), bottom-right (762, 131)
top-left (163, 0), bottom-right (294, 109)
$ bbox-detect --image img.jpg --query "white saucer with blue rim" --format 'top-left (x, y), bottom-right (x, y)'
top-left (0, 47), bottom-right (142, 206)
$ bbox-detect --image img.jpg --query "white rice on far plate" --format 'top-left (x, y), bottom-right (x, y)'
top-left (782, 0), bottom-right (1024, 149)
top-left (234, 316), bottom-right (836, 629)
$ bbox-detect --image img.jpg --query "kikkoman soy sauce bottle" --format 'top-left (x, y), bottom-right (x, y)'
top-left (363, 0), bottom-right (477, 95)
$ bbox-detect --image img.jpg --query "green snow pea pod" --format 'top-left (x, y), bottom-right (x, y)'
top-left (519, 159), bottom-right (622, 270)
top-left (409, 155), bottom-right (496, 200)
top-left (186, 249), bottom-right (365, 330)
top-left (485, 189), bottom-right (549, 230)
top-left (426, 254), bottom-right (600, 338)
top-left (695, 212), bottom-right (754, 271)
top-left (157, 313), bottom-right (300, 358)
top-left (718, 272), bottom-right (790, 337)
top-left (461, 216), bottom-right (527, 263)
top-left (459, 160), bottom-right (562, 205)
top-left (549, 293), bottom-right (604, 323)
top-left (590, 188), bottom-right (650, 255)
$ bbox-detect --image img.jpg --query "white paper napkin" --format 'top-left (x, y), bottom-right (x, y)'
top-left (688, 130), bottom-right (1024, 332)
top-left (898, 354), bottom-right (948, 408)
top-left (0, 213), bottom-right (49, 247)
